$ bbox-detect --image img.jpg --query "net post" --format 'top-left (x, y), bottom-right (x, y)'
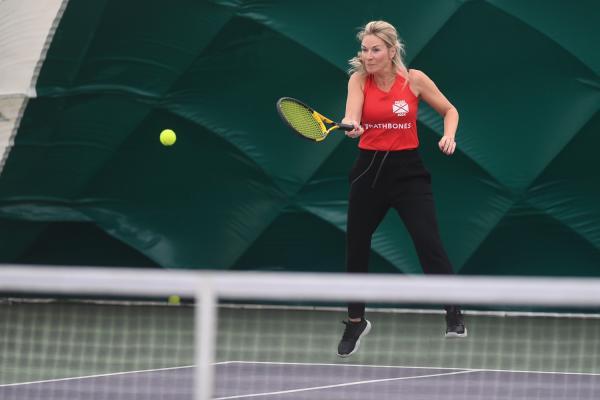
top-left (195, 278), bottom-right (218, 400)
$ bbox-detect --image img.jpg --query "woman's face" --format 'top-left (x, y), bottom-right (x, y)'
top-left (361, 34), bottom-right (394, 74)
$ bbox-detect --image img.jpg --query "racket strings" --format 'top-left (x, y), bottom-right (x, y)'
top-left (279, 100), bottom-right (326, 140)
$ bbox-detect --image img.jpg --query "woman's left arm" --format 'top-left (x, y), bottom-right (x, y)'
top-left (410, 69), bottom-right (459, 156)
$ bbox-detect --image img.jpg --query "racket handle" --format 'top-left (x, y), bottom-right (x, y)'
top-left (338, 123), bottom-right (355, 131)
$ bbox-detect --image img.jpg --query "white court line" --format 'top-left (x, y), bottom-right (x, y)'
top-left (213, 370), bottom-right (476, 399)
top-left (0, 365), bottom-right (194, 387)
top-left (218, 303), bottom-right (600, 319)
top-left (4, 360), bottom-right (600, 390)
top-left (217, 360), bottom-right (600, 377)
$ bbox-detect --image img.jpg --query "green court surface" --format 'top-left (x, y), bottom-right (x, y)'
top-left (1, 301), bottom-right (600, 386)
top-left (218, 307), bottom-right (600, 374)
top-left (0, 301), bottom-right (193, 385)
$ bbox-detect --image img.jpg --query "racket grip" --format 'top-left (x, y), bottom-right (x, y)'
top-left (338, 123), bottom-right (355, 131)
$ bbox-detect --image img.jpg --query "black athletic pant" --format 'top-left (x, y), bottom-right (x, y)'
top-left (346, 149), bottom-right (454, 319)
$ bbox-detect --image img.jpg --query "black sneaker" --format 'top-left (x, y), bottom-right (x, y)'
top-left (337, 319), bottom-right (371, 357)
top-left (445, 307), bottom-right (467, 338)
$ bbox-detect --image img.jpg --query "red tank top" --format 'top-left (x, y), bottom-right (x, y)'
top-left (359, 73), bottom-right (419, 151)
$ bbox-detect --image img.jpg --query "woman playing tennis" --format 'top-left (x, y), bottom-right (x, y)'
top-left (337, 20), bottom-right (466, 357)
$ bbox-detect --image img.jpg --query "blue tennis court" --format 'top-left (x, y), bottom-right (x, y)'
top-left (2, 361), bottom-right (600, 400)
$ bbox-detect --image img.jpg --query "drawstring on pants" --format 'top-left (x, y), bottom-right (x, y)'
top-left (350, 151), bottom-right (378, 186)
top-left (371, 150), bottom-right (390, 188)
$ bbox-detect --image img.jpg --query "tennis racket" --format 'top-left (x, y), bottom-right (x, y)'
top-left (276, 97), bottom-right (354, 142)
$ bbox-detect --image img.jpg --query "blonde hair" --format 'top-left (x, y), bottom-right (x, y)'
top-left (348, 20), bottom-right (408, 77)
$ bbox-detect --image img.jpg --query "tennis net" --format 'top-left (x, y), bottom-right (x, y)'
top-left (1, 266), bottom-right (600, 399)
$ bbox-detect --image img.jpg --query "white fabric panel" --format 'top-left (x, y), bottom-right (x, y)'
top-left (0, 0), bottom-right (68, 173)
top-left (0, 95), bottom-right (25, 170)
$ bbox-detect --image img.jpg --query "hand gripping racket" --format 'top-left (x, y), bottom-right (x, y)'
top-left (276, 97), bottom-right (354, 142)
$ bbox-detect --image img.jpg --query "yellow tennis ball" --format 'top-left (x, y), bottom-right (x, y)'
top-left (168, 295), bottom-right (181, 305)
top-left (160, 129), bottom-right (176, 146)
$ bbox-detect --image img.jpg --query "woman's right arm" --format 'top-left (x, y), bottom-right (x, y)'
top-left (342, 72), bottom-right (365, 138)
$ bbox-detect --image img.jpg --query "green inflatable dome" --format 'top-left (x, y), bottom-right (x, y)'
top-left (0, 0), bottom-right (598, 276)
